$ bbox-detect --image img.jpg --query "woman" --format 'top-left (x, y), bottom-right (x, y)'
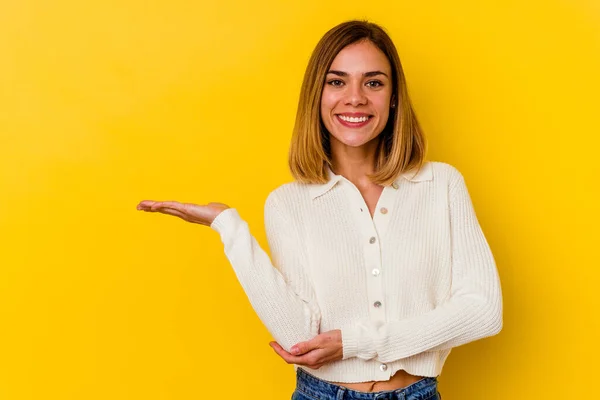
top-left (137, 20), bottom-right (503, 400)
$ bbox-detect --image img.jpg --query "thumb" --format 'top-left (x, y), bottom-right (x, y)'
top-left (291, 339), bottom-right (315, 355)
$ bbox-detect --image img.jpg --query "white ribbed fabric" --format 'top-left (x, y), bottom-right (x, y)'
top-left (210, 161), bottom-right (503, 383)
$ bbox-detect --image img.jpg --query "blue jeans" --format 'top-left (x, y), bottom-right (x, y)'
top-left (292, 367), bottom-right (441, 400)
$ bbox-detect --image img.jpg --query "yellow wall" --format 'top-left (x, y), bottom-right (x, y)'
top-left (1, 1), bottom-right (598, 399)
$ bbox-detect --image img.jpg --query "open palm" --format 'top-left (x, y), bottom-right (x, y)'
top-left (136, 200), bottom-right (230, 226)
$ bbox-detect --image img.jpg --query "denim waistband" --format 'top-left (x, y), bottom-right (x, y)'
top-left (295, 367), bottom-right (438, 400)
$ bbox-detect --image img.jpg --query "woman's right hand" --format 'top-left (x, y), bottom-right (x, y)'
top-left (136, 200), bottom-right (230, 226)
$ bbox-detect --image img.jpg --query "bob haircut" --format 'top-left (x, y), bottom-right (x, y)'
top-left (288, 20), bottom-right (427, 186)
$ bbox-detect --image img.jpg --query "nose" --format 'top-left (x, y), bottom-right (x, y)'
top-left (344, 83), bottom-right (367, 107)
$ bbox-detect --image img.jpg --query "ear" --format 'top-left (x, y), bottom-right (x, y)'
top-left (390, 95), bottom-right (396, 108)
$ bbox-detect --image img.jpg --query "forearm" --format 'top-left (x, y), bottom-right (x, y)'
top-left (212, 208), bottom-right (321, 351)
top-left (341, 286), bottom-right (502, 362)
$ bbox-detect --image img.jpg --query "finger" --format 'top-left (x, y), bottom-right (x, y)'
top-left (153, 207), bottom-right (189, 221)
top-left (137, 200), bottom-right (181, 212)
top-left (140, 201), bottom-right (221, 226)
top-left (291, 338), bottom-right (317, 356)
top-left (137, 200), bottom-right (159, 211)
top-left (150, 201), bottom-right (182, 212)
top-left (136, 200), bottom-right (191, 220)
top-left (269, 341), bottom-right (289, 355)
top-left (269, 342), bottom-right (301, 364)
top-left (270, 342), bottom-right (324, 368)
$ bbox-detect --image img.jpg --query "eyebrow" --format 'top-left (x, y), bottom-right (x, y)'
top-left (327, 70), bottom-right (389, 78)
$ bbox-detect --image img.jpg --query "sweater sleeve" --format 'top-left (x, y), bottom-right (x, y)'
top-left (210, 191), bottom-right (321, 352)
top-left (340, 167), bottom-right (503, 362)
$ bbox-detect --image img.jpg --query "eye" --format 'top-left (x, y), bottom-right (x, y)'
top-left (366, 80), bottom-right (383, 88)
top-left (327, 79), bottom-right (344, 87)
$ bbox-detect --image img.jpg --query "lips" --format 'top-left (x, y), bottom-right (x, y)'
top-left (335, 113), bottom-right (373, 128)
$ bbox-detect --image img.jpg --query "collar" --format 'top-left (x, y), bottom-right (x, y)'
top-left (308, 161), bottom-right (433, 200)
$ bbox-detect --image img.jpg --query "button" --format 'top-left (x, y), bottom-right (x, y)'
top-left (392, 182), bottom-right (399, 189)
top-left (380, 207), bottom-right (388, 214)
top-left (374, 301), bottom-right (382, 308)
top-left (380, 364), bottom-right (388, 371)
top-left (369, 237), bottom-right (376, 244)
top-left (372, 268), bottom-right (380, 276)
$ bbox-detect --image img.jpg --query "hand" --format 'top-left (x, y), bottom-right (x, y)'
top-left (268, 330), bottom-right (343, 370)
top-left (136, 200), bottom-right (230, 226)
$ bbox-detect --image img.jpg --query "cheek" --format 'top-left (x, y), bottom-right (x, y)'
top-left (320, 92), bottom-right (336, 114)
top-left (320, 94), bottom-right (338, 128)
top-left (373, 97), bottom-right (391, 121)
top-left (319, 102), bottom-right (327, 119)
top-left (379, 107), bottom-right (390, 124)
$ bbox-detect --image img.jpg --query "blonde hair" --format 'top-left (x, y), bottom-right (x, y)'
top-left (288, 20), bottom-right (427, 185)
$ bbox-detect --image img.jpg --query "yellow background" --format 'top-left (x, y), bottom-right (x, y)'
top-left (1, 0), bottom-right (599, 399)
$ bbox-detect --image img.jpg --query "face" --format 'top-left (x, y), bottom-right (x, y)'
top-left (320, 40), bottom-right (394, 150)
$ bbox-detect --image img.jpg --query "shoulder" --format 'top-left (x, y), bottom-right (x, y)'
top-left (264, 181), bottom-right (312, 216)
top-left (266, 181), bottom-right (310, 203)
top-left (428, 160), bottom-right (465, 185)
top-left (428, 161), bottom-right (478, 206)
top-left (428, 160), bottom-right (462, 177)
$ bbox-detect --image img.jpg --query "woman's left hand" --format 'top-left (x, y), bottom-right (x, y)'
top-left (269, 329), bottom-right (343, 369)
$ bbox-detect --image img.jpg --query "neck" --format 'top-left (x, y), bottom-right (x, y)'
top-left (330, 136), bottom-right (380, 189)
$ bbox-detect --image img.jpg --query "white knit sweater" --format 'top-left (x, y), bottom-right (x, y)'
top-left (210, 161), bottom-right (503, 383)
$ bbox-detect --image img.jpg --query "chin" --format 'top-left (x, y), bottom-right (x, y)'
top-left (331, 131), bottom-right (378, 148)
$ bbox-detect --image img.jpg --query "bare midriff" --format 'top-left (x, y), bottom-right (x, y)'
top-left (330, 369), bottom-right (426, 393)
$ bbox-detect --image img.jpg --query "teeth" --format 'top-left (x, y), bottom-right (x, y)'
top-left (338, 115), bottom-right (369, 123)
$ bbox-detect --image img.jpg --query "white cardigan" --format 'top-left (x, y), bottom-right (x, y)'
top-left (210, 161), bottom-right (503, 383)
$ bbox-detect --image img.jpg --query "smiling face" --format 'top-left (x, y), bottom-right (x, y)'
top-left (320, 39), bottom-right (394, 151)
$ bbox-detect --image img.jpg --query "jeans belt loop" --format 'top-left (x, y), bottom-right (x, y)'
top-left (336, 386), bottom-right (347, 400)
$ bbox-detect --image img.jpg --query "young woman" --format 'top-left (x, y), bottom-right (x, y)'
top-left (137, 20), bottom-right (503, 400)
